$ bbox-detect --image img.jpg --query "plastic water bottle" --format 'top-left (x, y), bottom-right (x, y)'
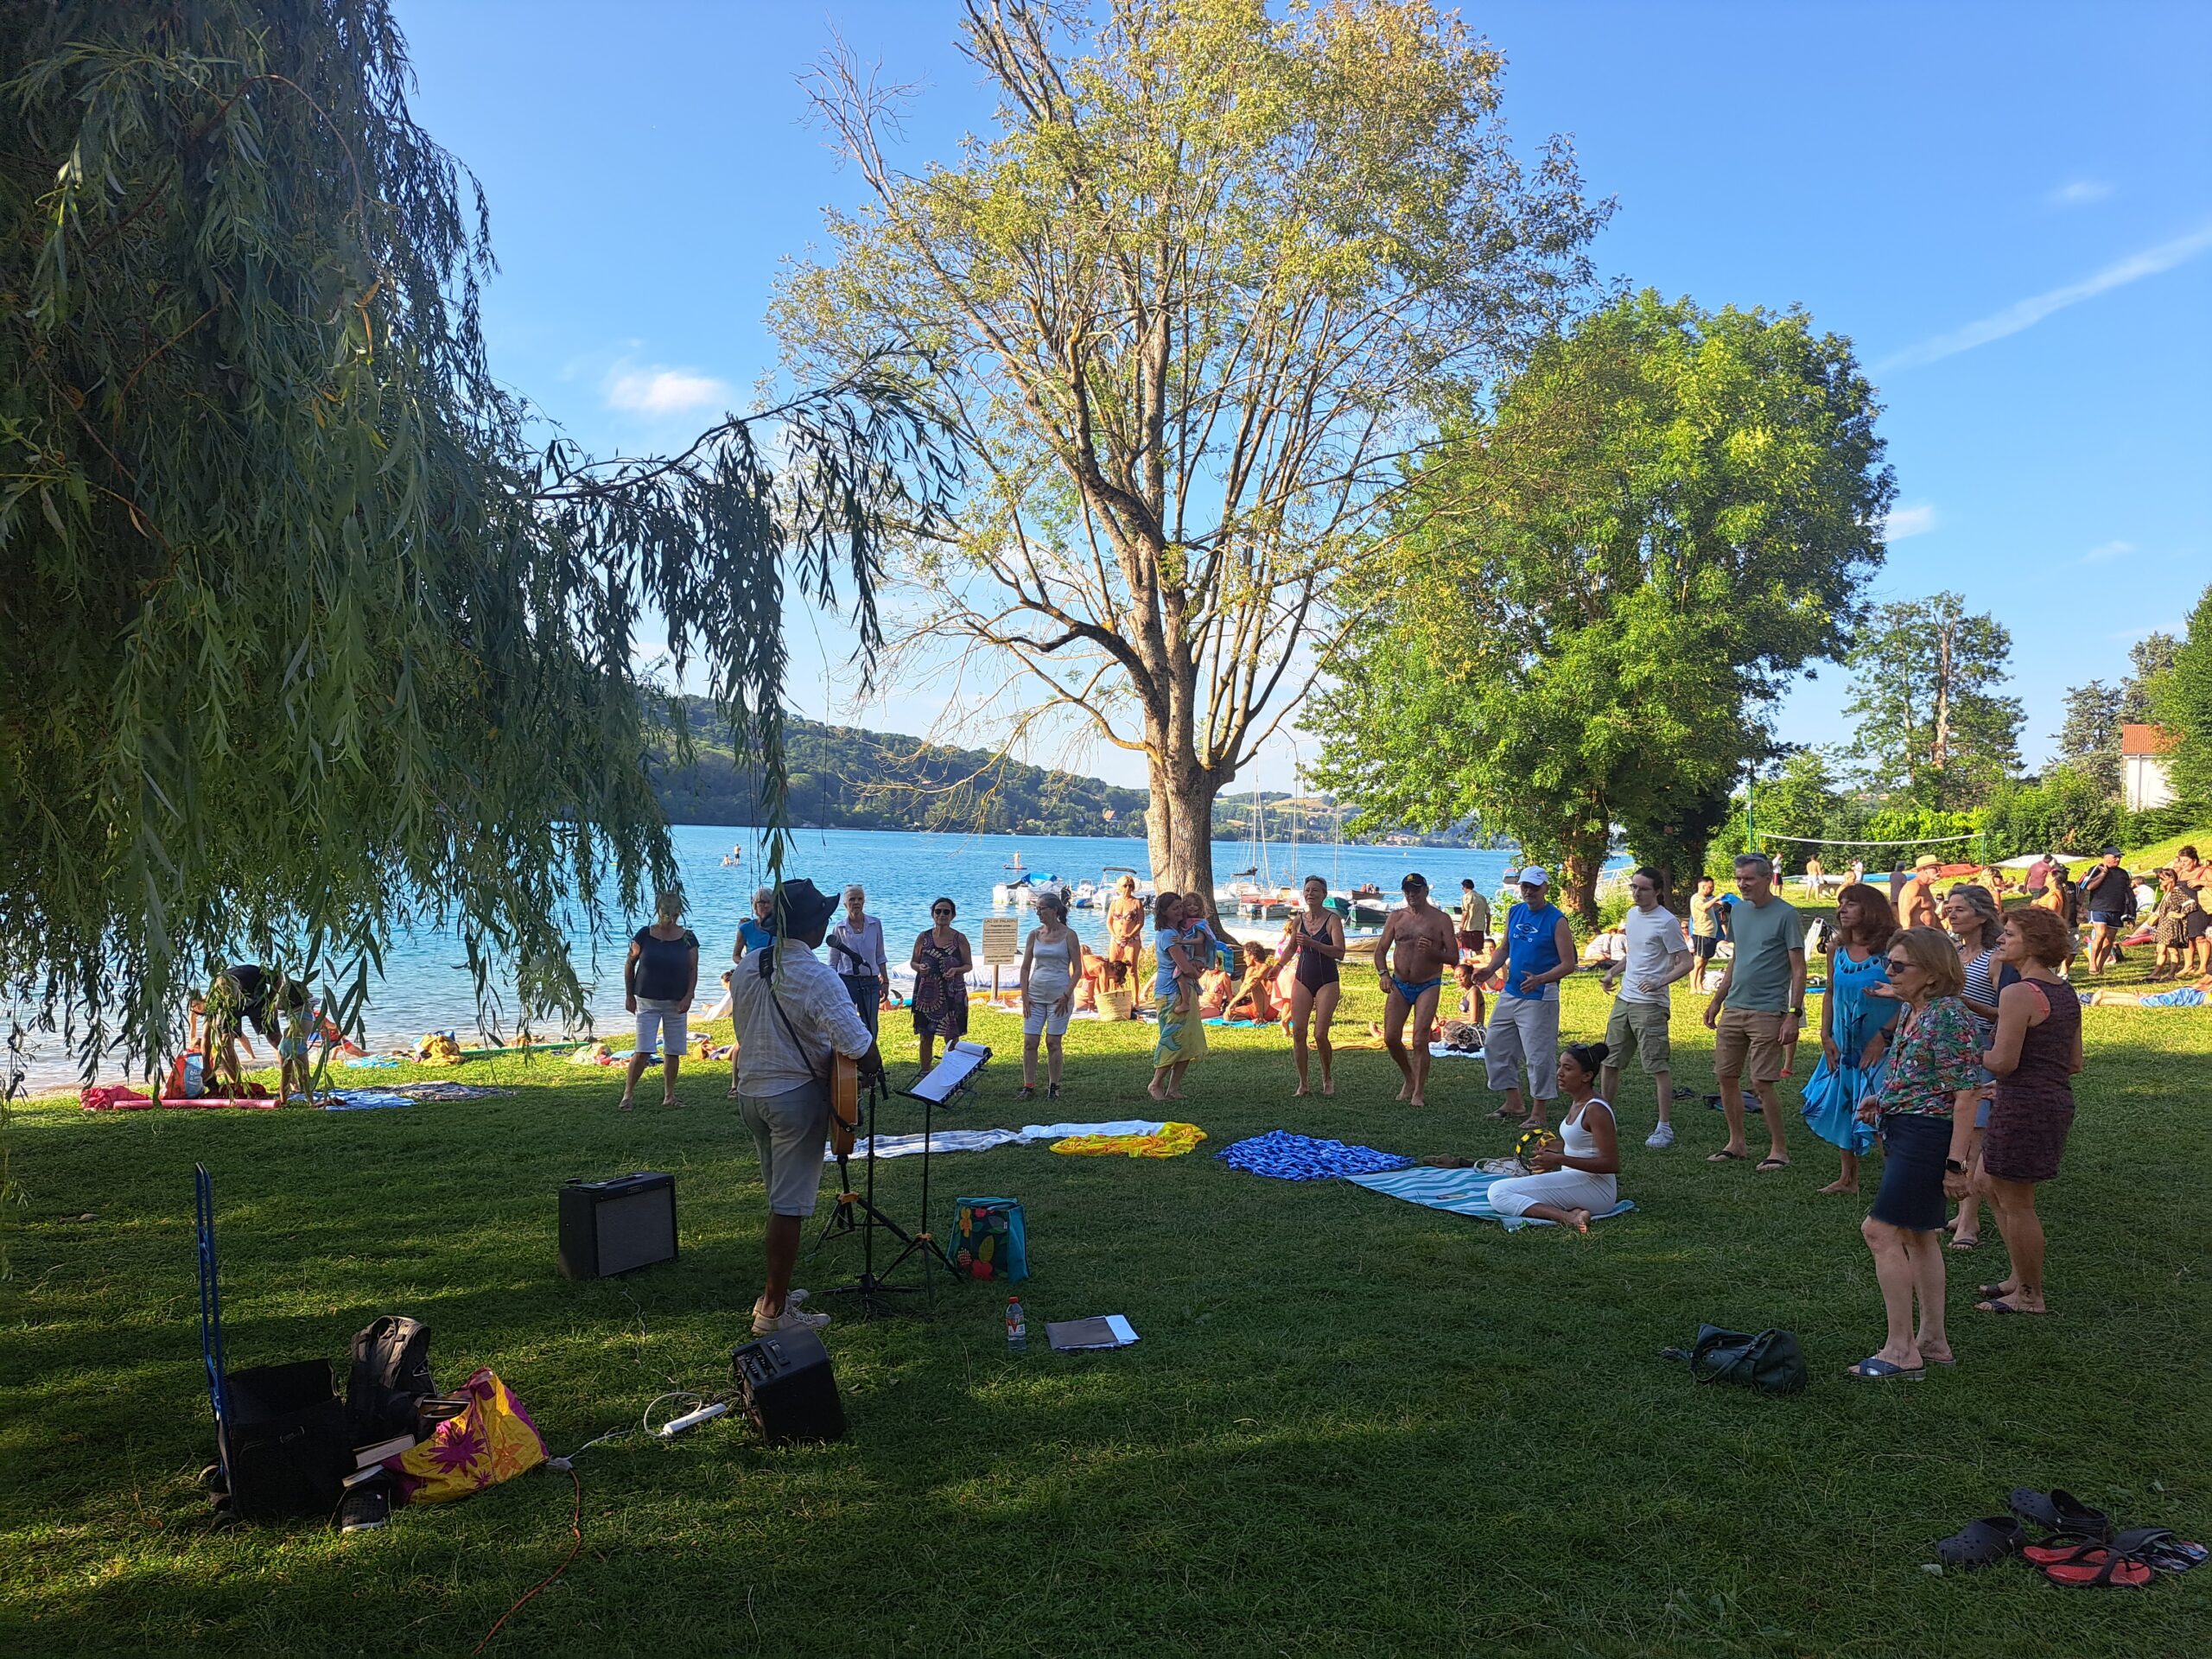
top-left (1005, 1296), bottom-right (1027, 1353)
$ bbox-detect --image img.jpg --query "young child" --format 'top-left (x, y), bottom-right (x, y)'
top-left (276, 978), bottom-right (318, 1105)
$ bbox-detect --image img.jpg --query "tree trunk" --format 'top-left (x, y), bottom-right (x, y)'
top-left (1154, 760), bottom-right (1225, 926)
top-left (1560, 840), bottom-right (1606, 930)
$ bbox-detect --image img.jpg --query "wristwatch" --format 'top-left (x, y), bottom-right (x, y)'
top-left (1788, 1007), bottom-right (1804, 1018)
top-left (1944, 1158), bottom-right (1968, 1175)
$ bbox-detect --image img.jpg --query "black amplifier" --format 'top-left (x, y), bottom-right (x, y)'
top-left (558, 1173), bottom-right (677, 1279)
top-left (731, 1327), bottom-right (847, 1444)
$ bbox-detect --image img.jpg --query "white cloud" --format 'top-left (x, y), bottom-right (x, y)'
top-left (602, 362), bottom-right (733, 417)
top-left (2082, 539), bottom-right (2134, 563)
top-left (1883, 503), bottom-right (1939, 542)
top-left (1878, 221), bottom-right (2212, 372)
top-left (2049, 179), bottom-right (2113, 207)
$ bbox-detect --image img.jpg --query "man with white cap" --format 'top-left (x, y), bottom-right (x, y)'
top-left (1900, 855), bottom-right (1943, 931)
top-left (1471, 867), bottom-right (1576, 1130)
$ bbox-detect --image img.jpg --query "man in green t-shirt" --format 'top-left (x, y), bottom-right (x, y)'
top-left (1700, 852), bottom-right (1806, 1171)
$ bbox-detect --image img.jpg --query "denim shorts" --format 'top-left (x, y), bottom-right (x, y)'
top-left (1870, 1113), bottom-right (1950, 1232)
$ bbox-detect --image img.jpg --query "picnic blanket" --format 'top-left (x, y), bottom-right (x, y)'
top-left (1215, 1130), bottom-right (1413, 1181)
top-left (1052, 1122), bottom-right (1206, 1158)
top-left (1345, 1166), bottom-right (1637, 1230)
top-left (325, 1091), bottom-right (416, 1111)
top-left (387, 1082), bottom-right (513, 1101)
top-left (823, 1121), bottom-right (1173, 1164)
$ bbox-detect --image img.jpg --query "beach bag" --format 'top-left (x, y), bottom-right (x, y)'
top-left (1662, 1324), bottom-right (1808, 1395)
top-left (167, 1051), bottom-right (207, 1099)
top-left (949, 1197), bottom-right (1028, 1283)
top-left (1098, 986), bottom-right (1134, 1021)
top-left (381, 1368), bottom-right (545, 1503)
top-left (347, 1315), bottom-right (436, 1442)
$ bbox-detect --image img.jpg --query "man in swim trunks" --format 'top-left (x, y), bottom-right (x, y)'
top-left (1370, 873), bottom-right (1457, 1106)
top-left (1472, 868), bottom-right (1577, 1129)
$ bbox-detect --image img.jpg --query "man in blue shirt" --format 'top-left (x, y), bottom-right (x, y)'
top-left (1471, 867), bottom-right (1577, 1130)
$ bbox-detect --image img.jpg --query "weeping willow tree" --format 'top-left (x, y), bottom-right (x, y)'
top-left (0, 0), bottom-right (952, 1086)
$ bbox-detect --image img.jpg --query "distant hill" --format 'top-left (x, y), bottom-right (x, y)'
top-left (649, 703), bottom-right (1151, 836)
top-left (649, 701), bottom-right (1469, 845)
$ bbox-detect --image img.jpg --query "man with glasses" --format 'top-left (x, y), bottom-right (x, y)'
top-left (1600, 868), bottom-right (1694, 1148)
top-left (1472, 868), bottom-right (1577, 1129)
top-left (1370, 872), bottom-right (1457, 1108)
top-left (1701, 853), bottom-right (1806, 1171)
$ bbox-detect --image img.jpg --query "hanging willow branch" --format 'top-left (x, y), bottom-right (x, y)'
top-left (0, 0), bottom-right (955, 1087)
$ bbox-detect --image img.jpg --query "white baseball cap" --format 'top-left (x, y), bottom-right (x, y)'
top-left (1516, 866), bottom-right (1549, 887)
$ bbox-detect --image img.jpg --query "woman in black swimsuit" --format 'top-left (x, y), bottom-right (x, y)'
top-left (1281, 874), bottom-right (1346, 1096)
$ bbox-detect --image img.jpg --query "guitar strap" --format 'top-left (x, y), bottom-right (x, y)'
top-left (755, 946), bottom-right (858, 1148)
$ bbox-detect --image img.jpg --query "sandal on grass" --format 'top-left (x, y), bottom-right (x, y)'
top-left (1935, 1516), bottom-right (2026, 1569)
top-left (1976, 1282), bottom-right (2015, 1300)
top-left (1979, 1298), bottom-right (2041, 1314)
top-left (1707, 1148), bottom-right (1750, 1163)
top-left (1948, 1234), bottom-right (1980, 1250)
top-left (1844, 1356), bottom-right (1923, 1382)
top-left (2010, 1489), bottom-right (2112, 1545)
top-left (1756, 1156), bottom-right (1790, 1172)
top-left (2033, 1530), bottom-right (2172, 1589)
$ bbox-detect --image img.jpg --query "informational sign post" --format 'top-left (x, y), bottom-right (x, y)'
top-left (982, 917), bottom-right (1021, 1005)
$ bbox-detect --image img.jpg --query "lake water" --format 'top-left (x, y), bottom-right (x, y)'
top-left (14, 824), bottom-right (1605, 1092)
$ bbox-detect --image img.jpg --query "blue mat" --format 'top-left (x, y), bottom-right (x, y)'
top-left (1345, 1166), bottom-right (1637, 1230)
top-left (325, 1091), bottom-right (415, 1111)
top-left (1216, 1130), bottom-right (1413, 1180)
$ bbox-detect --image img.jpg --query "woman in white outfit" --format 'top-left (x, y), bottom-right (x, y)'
top-left (1017, 892), bottom-right (1086, 1101)
top-left (1484, 1042), bottom-right (1621, 1233)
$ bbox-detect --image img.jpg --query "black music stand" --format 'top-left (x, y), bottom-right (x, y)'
top-left (880, 1041), bottom-right (988, 1297)
top-left (814, 1073), bottom-right (924, 1319)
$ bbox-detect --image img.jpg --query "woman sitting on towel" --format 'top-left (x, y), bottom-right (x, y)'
top-left (1222, 940), bottom-right (1281, 1023)
top-left (1483, 1041), bottom-right (1619, 1234)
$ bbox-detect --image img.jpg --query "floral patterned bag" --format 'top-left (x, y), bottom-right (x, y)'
top-left (381, 1367), bottom-right (546, 1503)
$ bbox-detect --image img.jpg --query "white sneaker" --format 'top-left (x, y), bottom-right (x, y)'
top-left (753, 1300), bottom-right (830, 1336)
top-left (1645, 1122), bottom-right (1675, 1149)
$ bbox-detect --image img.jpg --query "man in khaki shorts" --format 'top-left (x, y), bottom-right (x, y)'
top-left (1600, 867), bottom-right (1694, 1150)
top-left (1700, 852), bottom-right (1806, 1171)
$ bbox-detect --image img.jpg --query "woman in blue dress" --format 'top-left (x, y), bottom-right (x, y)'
top-left (1802, 882), bottom-right (1900, 1194)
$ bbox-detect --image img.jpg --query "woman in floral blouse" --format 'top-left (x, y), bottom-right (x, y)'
top-left (1846, 925), bottom-right (1983, 1381)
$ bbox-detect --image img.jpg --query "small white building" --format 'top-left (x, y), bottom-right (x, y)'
top-left (2122, 723), bottom-right (2179, 811)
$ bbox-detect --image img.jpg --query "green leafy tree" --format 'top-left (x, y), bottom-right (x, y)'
top-left (0, 0), bottom-right (949, 1079)
top-left (2124, 631), bottom-right (2181, 722)
top-left (773, 0), bottom-right (1605, 915)
top-left (2150, 584), bottom-right (2212, 803)
top-left (1312, 290), bottom-right (1893, 916)
top-left (2054, 679), bottom-right (2124, 798)
top-left (1840, 592), bottom-right (2023, 811)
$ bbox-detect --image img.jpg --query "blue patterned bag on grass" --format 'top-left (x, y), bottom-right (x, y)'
top-left (950, 1197), bottom-right (1028, 1282)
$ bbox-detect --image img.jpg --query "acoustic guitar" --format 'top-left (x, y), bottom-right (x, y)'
top-left (830, 1053), bottom-right (861, 1159)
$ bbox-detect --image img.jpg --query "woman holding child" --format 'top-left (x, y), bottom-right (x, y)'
top-left (1147, 893), bottom-right (1208, 1101)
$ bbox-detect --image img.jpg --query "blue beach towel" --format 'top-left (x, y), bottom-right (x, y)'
top-left (324, 1091), bottom-right (415, 1111)
top-left (340, 1054), bottom-right (402, 1069)
top-left (1344, 1166), bottom-right (1637, 1229)
top-left (1216, 1130), bottom-right (1414, 1181)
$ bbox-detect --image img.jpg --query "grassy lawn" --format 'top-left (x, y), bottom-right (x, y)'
top-left (4, 959), bottom-right (2208, 1656)
top-left (2123, 823), bottom-right (2212, 872)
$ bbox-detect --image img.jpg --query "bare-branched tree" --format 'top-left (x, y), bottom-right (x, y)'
top-left (776, 0), bottom-right (1605, 908)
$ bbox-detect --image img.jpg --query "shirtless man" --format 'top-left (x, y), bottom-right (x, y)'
top-left (1370, 872), bottom-right (1457, 1106)
top-left (1900, 855), bottom-right (1943, 931)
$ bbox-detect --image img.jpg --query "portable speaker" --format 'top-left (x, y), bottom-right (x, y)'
top-left (558, 1173), bottom-right (677, 1279)
top-left (731, 1327), bottom-right (846, 1444)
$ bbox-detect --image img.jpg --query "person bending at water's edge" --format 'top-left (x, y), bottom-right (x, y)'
top-left (1370, 872), bottom-right (1457, 1107)
top-left (1281, 874), bottom-right (1345, 1097)
top-left (731, 878), bottom-right (883, 1337)
top-left (1482, 1043), bottom-right (1621, 1234)
top-left (1472, 867), bottom-right (1576, 1130)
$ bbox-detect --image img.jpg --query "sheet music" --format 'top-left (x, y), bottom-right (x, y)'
top-left (906, 1040), bottom-right (991, 1103)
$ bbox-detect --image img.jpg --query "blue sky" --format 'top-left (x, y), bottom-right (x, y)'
top-left (395, 1), bottom-right (2210, 790)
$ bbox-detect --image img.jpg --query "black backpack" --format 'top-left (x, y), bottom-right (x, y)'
top-left (1662, 1324), bottom-right (1808, 1395)
top-left (347, 1315), bottom-right (435, 1441)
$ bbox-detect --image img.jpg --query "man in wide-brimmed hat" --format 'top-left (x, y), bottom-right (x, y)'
top-left (1900, 854), bottom-right (1943, 931)
top-left (729, 877), bottom-right (883, 1336)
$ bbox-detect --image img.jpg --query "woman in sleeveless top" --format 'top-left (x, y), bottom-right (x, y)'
top-left (909, 897), bottom-right (974, 1074)
top-left (1802, 883), bottom-right (1898, 1194)
top-left (1940, 884), bottom-right (2006, 1249)
top-left (1017, 893), bottom-right (1084, 1101)
top-left (1483, 1042), bottom-right (1620, 1233)
top-left (1280, 875), bottom-right (1344, 1096)
top-left (1975, 907), bottom-right (2083, 1315)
